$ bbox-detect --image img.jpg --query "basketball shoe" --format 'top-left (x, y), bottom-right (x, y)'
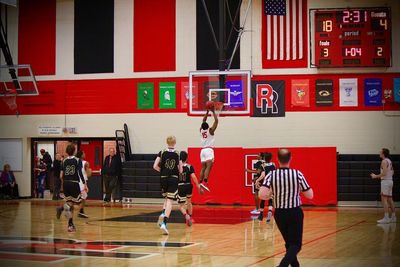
top-left (266, 210), bottom-right (273, 223)
top-left (377, 217), bottom-right (391, 224)
top-left (185, 214), bottom-right (193, 226)
top-left (68, 224), bottom-right (76, 233)
top-left (160, 222), bottom-right (169, 235)
top-left (200, 182), bottom-right (210, 192)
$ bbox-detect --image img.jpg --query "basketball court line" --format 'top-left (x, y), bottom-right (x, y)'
top-left (244, 220), bottom-right (366, 267)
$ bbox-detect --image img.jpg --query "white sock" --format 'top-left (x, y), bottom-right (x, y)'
top-left (392, 212), bottom-right (396, 218)
top-left (384, 213), bottom-right (389, 219)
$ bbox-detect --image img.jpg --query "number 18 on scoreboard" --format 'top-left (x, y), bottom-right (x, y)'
top-left (313, 7), bottom-right (391, 68)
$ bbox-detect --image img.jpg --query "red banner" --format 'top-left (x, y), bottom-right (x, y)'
top-left (291, 79), bottom-right (310, 107)
top-left (189, 147), bottom-right (337, 206)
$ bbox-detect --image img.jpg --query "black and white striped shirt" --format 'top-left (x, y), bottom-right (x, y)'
top-left (262, 168), bottom-right (311, 209)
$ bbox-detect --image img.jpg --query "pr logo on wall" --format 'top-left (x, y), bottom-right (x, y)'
top-left (251, 80), bottom-right (285, 117)
top-left (364, 79), bottom-right (382, 106)
top-left (244, 154), bottom-right (259, 193)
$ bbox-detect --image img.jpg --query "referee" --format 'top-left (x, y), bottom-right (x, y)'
top-left (259, 149), bottom-right (314, 267)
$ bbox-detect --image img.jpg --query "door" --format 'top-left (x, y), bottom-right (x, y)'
top-left (79, 140), bottom-right (103, 200)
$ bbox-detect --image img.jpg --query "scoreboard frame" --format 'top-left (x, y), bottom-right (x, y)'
top-left (310, 7), bottom-right (392, 68)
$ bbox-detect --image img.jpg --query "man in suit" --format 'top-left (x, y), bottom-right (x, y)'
top-left (101, 147), bottom-right (121, 203)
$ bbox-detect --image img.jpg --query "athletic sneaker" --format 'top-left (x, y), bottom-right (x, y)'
top-left (391, 216), bottom-right (397, 223)
top-left (258, 212), bottom-right (263, 221)
top-left (56, 207), bottom-right (63, 220)
top-left (266, 211), bottom-right (273, 223)
top-left (250, 209), bottom-right (260, 215)
top-left (185, 214), bottom-right (192, 227)
top-left (68, 224), bottom-right (76, 232)
top-left (200, 182), bottom-right (210, 192)
top-left (377, 217), bottom-right (391, 224)
top-left (160, 222), bottom-right (169, 235)
top-left (157, 213), bottom-right (165, 227)
top-left (78, 212), bottom-right (89, 218)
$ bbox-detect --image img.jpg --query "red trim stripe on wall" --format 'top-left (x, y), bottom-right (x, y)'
top-left (133, 0), bottom-right (176, 72)
top-left (18, 0), bottom-right (56, 75)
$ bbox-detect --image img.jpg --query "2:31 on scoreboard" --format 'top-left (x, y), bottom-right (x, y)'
top-left (313, 7), bottom-right (391, 68)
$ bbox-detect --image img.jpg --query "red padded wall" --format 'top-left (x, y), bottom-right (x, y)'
top-left (0, 73), bottom-right (399, 115)
top-left (18, 0), bottom-right (56, 75)
top-left (188, 147), bottom-right (337, 206)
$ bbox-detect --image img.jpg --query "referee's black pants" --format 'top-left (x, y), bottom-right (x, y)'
top-left (274, 207), bottom-right (304, 267)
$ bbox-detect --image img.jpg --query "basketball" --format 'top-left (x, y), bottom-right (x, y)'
top-left (206, 101), bottom-right (215, 110)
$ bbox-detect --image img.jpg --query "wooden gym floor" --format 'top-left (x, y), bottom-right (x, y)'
top-left (0, 200), bottom-right (398, 267)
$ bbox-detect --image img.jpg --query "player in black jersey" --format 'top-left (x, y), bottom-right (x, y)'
top-left (55, 144), bottom-right (86, 232)
top-left (255, 152), bottom-right (276, 222)
top-left (246, 152), bottom-right (265, 215)
top-left (153, 136), bottom-right (183, 235)
top-left (177, 151), bottom-right (201, 226)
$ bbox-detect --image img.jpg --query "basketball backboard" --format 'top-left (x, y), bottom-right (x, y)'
top-left (188, 70), bottom-right (251, 116)
top-left (0, 64), bottom-right (39, 96)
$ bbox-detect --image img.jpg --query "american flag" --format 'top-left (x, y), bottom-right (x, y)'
top-left (264, 0), bottom-right (305, 61)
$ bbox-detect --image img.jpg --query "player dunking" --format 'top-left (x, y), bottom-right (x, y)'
top-left (153, 136), bottom-right (183, 235)
top-left (199, 108), bottom-right (218, 192)
top-left (56, 144), bottom-right (86, 232)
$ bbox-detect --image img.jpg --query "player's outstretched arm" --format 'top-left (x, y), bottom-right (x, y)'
top-left (209, 110), bottom-right (219, 135)
top-left (202, 110), bottom-right (210, 122)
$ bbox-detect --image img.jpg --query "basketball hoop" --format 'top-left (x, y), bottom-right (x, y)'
top-left (2, 89), bottom-right (18, 114)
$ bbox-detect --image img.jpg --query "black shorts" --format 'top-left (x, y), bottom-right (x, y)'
top-left (63, 181), bottom-right (82, 203)
top-left (161, 175), bottom-right (178, 199)
top-left (177, 183), bottom-right (193, 203)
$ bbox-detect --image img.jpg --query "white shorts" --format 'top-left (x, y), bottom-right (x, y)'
top-left (381, 180), bottom-right (393, 197)
top-left (200, 148), bottom-right (214, 163)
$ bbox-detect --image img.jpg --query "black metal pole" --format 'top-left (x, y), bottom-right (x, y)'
top-left (218, 0), bottom-right (226, 93)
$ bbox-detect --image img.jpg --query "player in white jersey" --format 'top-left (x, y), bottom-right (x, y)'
top-left (371, 148), bottom-right (396, 224)
top-left (76, 151), bottom-right (92, 219)
top-left (199, 108), bottom-right (218, 192)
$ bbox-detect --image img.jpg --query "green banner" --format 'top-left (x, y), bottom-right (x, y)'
top-left (159, 82), bottom-right (176, 109)
top-left (137, 82), bottom-right (154, 109)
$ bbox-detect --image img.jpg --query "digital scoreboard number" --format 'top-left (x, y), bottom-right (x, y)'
top-left (313, 7), bottom-right (391, 68)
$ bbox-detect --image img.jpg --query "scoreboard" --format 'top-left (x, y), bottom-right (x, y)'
top-left (313, 7), bottom-right (391, 68)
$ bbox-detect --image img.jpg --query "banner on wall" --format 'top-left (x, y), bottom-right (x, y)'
top-left (339, 78), bottom-right (358, 107)
top-left (291, 79), bottom-right (310, 107)
top-left (180, 81), bottom-right (198, 109)
top-left (226, 80), bottom-right (244, 108)
top-left (159, 82), bottom-right (176, 109)
top-left (395, 78), bottom-right (400, 103)
top-left (315, 79), bottom-right (333, 106)
top-left (364, 79), bottom-right (382, 106)
top-left (251, 80), bottom-right (285, 117)
top-left (137, 82), bottom-right (154, 109)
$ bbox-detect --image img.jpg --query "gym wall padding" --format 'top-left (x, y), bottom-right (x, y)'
top-left (0, 73), bottom-right (398, 115)
top-left (188, 147), bottom-right (337, 206)
top-left (74, 0), bottom-right (114, 74)
top-left (196, 0), bottom-right (241, 70)
top-left (18, 0), bottom-right (56, 75)
top-left (134, 0), bottom-right (176, 72)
